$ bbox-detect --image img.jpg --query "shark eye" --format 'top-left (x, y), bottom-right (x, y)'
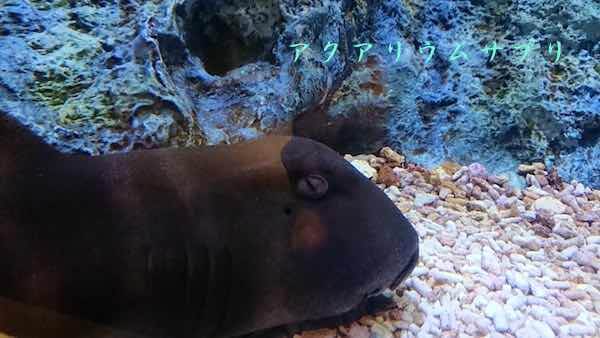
top-left (297, 174), bottom-right (328, 199)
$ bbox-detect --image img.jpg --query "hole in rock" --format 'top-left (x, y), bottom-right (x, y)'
top-left (179, 0), bottom-right (283, 76)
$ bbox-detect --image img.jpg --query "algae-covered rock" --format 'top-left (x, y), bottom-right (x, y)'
top-left (0, 0), bottom-right (599, 187)
top-left (0, 0), bottom-right (204, 154)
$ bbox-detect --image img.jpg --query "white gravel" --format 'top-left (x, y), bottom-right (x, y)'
top-left (298, 150), bottom-right (599, 338)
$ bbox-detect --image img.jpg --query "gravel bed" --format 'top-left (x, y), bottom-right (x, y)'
top-left (297, 148), bottom-right (599, 338)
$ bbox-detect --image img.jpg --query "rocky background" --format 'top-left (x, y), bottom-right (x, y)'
top-left (0, 0), bottom-right (599, 187)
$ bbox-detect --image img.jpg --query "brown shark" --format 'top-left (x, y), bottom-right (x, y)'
top-left (0, 113), bottom-right (419, 338)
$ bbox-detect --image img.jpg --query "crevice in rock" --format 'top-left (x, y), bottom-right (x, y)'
top-left (581, 123), bottom-right (600, 147)
top-left (179, 0), bottom-right (283, 76)
top-left (156, 33), bottom-right (189, 67)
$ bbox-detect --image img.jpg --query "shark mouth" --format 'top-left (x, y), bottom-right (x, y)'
top-left (389, 247), bottom-right (419, 290)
